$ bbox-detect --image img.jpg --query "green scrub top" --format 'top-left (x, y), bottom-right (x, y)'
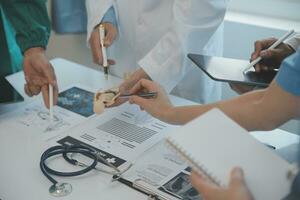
top-left (0, 0), bottom-right (50, 77)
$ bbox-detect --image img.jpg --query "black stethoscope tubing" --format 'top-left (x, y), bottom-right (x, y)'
top-left (40, 144), bottom-right (98, 185)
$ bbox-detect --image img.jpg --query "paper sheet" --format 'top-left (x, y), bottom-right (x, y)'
top-left (121, 141), bottom-right (201, 200)
top-left (0, 86), bottom-right (95, 140)
top-left (63, 103), bottom-right (177, 164)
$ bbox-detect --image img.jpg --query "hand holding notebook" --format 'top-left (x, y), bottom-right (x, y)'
top-left (166, 109), bottom-right (297, 200)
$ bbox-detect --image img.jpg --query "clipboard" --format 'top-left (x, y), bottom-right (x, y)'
top-left (113, 176), bottom-right (181, 200)
top-left (188, 54), bottom-right (277, 87)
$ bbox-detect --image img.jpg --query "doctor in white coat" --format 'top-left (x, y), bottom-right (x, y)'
top-left (86, 0), bottom-right (229, 103)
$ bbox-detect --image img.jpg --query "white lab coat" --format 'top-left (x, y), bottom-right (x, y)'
top-left (86, 0), bottom-right (228, 103)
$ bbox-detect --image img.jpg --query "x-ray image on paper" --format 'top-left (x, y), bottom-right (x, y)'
top-left (58, 87), bottom-right (94, 117)
top-left (159, 172), bottom-right (201, 200)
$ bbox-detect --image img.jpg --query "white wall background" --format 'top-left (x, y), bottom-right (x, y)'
top-left (46, 0), bottom-right (300, 135)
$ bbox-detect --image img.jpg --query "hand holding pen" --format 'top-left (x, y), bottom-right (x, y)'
top-left (89, 23), bottom-right (117, 72)
top-left (249, 37), bottom-right (295, 72)
top-left (127, 79), bottom-right (174, 123)
top-left (244, 30), bottom-right (295, 73)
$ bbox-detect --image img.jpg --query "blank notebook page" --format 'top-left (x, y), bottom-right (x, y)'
top-left (166, 109), bottom-right (293, 200)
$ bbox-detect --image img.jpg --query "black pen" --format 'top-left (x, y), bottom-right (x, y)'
top-left (118, 92), bottom-right (158, 99)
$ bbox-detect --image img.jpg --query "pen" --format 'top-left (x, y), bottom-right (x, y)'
top-left (264, 143), bottom-right (276, 150)
top-left (118, 92), bottom-right (158, 99)
top-left (49, 84), bottom-right (54, 122)
top-left (243, 29), bottom-right (295, 73)
top-left (99, 24), bottom-right (109, 80)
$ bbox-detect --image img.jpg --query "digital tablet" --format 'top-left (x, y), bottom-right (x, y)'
top-left (188, 54), bottom-right (277, 87)
top-left (0, 77), bottom-right (24, 105)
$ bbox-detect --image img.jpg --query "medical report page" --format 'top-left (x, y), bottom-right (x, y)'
top-left (57, 103), bottom-right (177, 169)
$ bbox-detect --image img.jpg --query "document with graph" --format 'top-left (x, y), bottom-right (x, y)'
top-left (57, 103), bottom-right (178, 169)
top-left (56, 103), bottom-right (199, 200)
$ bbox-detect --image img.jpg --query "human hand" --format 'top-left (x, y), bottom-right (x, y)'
top-left (229, 83), bottom-right (256, 95)
top-left (23, 47), bottom-right (58, 109)
top-left (190, 168), bottom-right (253, 200)
top-left (89, 22), bottom-right (117, 66)
top-left (128, 79), bottom-right (174, 122)
top-left (108, 68), bottom-right (150, 107)
top-left (251, 38), bottom-right (295, 72)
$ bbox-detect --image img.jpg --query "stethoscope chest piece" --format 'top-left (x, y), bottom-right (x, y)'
top-left (49, 182), bottom-right (72, 197)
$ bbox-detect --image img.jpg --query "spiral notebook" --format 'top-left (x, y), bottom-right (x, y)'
top-left (166, 109), bottom-right (295, 200)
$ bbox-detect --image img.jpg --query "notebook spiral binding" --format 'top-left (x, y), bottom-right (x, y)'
top-left (165, 138), bottom-right (222, 187)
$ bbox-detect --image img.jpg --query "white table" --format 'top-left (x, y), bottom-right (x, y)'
top-left (0, 58), bottom-right (298, 200)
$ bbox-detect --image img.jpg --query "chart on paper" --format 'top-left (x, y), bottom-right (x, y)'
top-left (67, 103), bottom-right (177, 163)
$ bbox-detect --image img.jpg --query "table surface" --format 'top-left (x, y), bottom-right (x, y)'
top-left (0, 58), bottom-right (298, 200)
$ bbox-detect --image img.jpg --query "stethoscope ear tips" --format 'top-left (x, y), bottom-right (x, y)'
top-left (49, 182), bottom-right (72, 197)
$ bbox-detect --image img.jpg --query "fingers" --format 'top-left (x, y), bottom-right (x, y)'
top-left (252, 38), bottom-right (276, 60)
top-left (24, 84), bottom-right (33, 97)
top-left (24, 84), bottom-right (42, 96)
top-left (24, 66), bottom-right (58, 107)
top-left (90, 29), bottom-right (103, 65)
top-left (90, 23), bottom-right (117, 66)
top-left (40, 84), bottom-right (58, 109)
top-left (129, 79), bottom-right (158, 95)
top-left (42, 63), bottom-right (57, 86)
top-left (41, 85), bottom-right (50, 109)
top-left (107, 98), bottom-right (127, 107)
top-left (28, 85), bottom-right (41, 96)
top-left (53, 84), bottom-right (59, 105)
top-left (46, 64), bottom-right (58, 105)
top-left (255, 49), bottom-right (279, 72)
top-left (39, 82), bottom-right (57, 107)
top-left (229, 167), bottom-right (245, 188)
top-left (252, 38), bottom-right (277, 72)
top-left (190, 171), bottom-right (220, 199)
top-left (103, 23), bottom-right (117, 47)
top-left (129, 95), bottom-right (149, 109)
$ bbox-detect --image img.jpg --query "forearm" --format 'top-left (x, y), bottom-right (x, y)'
top-left (167, 90), bottom-right (266, 130)
top-left (167, 81), bottom-right (300, 131)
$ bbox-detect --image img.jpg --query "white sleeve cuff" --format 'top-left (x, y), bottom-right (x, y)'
top-left (86, 0), bottom-right (114, 47)
top-left (285, 33), bottom-right (300, 51)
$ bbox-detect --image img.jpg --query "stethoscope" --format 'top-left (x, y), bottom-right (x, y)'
top-left (40, 144), bottom-right (130, 197)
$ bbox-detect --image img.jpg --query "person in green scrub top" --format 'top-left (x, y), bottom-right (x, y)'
top-left (0, 0), bottom-right (58, 107)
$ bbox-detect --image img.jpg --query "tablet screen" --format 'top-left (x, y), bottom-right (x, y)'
top-left (188, 54), bottom-right (277, 87)
top-left (0, 77), bottom-right (24, 104)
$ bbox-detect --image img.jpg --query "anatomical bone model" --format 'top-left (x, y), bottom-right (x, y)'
top-left (93, 88), bottom-right (120, 114)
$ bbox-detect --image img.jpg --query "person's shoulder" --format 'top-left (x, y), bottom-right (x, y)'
top-left (284, 49), bottom-right (300, 71)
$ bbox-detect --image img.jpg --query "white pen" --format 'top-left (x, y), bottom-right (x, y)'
top-left (99, 24), bottom-right (109, 80)
top-left (243, 29), bottom-right (295, 73)
top-left (49, 84), bottom-right (54, 122)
